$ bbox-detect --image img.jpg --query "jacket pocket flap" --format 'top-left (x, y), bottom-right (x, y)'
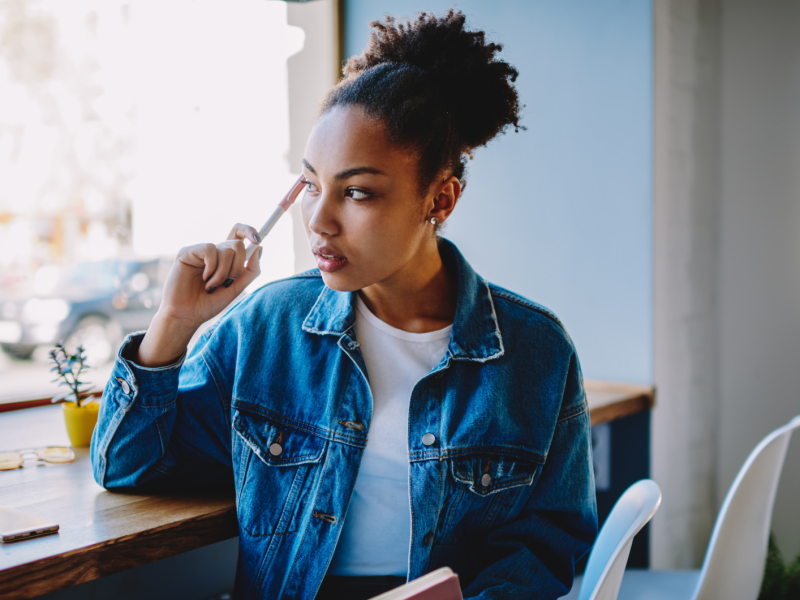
top-left (233, 409), bottom-right (326, 467)
top-left (451, 452), bottom-right (541, 496)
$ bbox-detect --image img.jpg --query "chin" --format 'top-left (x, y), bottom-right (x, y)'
top-left (319, 271), bottom-right (362, 293)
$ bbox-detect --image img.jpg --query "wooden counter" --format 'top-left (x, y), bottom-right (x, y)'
top-left (584, 379), bottom-right (655, 427)
top-left (0, 405), bottom-right (238, 600)
top-left (0, 382), bottom-right (653, 600)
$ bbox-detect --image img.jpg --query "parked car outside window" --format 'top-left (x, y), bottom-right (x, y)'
top-left (0, 258), bottom-right (167, 366)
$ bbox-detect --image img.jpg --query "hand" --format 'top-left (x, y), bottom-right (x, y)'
top-left (158, 223), bottom-right (263, 328)
top-left (134, 224), bottom-right (262, 367)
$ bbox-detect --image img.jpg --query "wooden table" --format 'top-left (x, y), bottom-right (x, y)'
top-left (584, 380), bottom-right (655, 427)
top-left (0, 405), bottom-right (238, 600)
top-left (0, 382), bottom-right (653, 600)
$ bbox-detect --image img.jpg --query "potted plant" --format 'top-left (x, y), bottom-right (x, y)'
top-left (50, 343), bottom-right (99, 447)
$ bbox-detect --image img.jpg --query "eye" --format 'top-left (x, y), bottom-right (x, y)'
top-left (345, 187), bottom-right (371, 201)
top-left (302, 179), bottom-right (319, 193)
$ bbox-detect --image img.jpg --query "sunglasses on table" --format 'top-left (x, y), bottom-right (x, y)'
top-left (0, 447), bottom-right (75, 471)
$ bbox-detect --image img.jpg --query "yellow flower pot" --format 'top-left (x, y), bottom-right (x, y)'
top-left (62, 401), bottom-right (100, 447)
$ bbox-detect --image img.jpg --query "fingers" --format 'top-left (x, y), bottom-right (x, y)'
top-left (213, 245), bottom-right (261, 295)
top-left (205, 239), bottom-right (245, 292)
top-left (227, 223), bottom-right (261, 245)
top-left (177, 225), bottom-right (263, 296)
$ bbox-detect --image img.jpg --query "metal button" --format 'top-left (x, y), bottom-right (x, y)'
top-left (269, 443), bottom-right (283, 456)
top-left (423, 531), bottom-right (434, 546)
top-left (480, 473), bottom-right (492, 487)
top-left (348, 340), bottom-right (360, 349)
top-left (421, 433), bottom-right (436, 446)
top-left (116, 378), bottom-right (131, 394)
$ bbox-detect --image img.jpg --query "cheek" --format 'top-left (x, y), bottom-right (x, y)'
top-left (300, 193), bottom-right (313, 229)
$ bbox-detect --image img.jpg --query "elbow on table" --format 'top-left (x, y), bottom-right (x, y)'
top-left (89, 432), bottom-right (154, 491)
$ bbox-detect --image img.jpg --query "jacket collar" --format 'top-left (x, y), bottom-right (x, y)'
top-left (302, 239), bottom-right (504, 363)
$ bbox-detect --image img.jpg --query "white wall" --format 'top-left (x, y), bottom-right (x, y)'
top-left (717, 0), bottom-right (800, 560)
top-left (654, 0), bottom-right (800, 567)
top-left (652, 0), bottom-right (722, 569)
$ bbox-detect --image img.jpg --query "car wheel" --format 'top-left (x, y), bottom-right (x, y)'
top-left (64, 317), bottom-right (122, 367)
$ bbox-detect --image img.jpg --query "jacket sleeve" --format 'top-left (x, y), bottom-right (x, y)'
top-left (90, 323), bottom-right (234, 491)
top-left (462, 358), bottom-right (599, 599)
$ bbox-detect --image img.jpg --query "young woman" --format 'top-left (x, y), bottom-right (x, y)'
top-left (91, 11), bottom-right (597, 600)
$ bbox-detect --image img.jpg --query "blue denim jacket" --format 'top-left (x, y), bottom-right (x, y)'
top-left (91, 239), bottom-right (597, 600)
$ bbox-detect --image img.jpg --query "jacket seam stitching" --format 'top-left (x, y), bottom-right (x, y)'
top-left (409, 446), bottom-right (546, 464)
top-left (557, 400), bottom-right (588, 423)
top-left (233, 401), bottom-right (333, 440)
top-left (233, 425), bottom-right (324, 465)
top-left (489, 288), bottom-right (569, 334)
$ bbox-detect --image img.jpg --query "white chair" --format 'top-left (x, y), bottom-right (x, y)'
top-left (616, 414), bottom-right (800, 600)
top-left (562, 479), bottom-right (662, 600)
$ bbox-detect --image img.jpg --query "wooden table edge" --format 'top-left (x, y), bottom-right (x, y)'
top-left (0, 503), bottom-right (238, 600)
top-left (588, 390), bottom-right (655, 427)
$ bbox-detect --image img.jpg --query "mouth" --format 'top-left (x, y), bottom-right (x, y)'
top-left (313, 246), bottom-right (348, 273)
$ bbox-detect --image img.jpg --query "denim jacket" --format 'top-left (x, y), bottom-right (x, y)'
top-left (91, 239), bottom-right (597, 600)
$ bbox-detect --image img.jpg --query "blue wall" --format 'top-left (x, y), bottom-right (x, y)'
top-left (344, 0), bottom-right (653, 383)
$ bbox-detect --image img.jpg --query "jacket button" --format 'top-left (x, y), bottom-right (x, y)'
top-left (269, 443), bottom-right (283, 456)
top-left (481, 473), bottom-right (492, 487)
top-left (421, 433), bottom-right (436, 446)
top-left (423, 532), bottom-right (434, 546)
top-left (116, 378), bottom-right (131, 394)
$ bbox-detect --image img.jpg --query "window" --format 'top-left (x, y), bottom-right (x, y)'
top-left (0, 0), bottom-right (321, 403)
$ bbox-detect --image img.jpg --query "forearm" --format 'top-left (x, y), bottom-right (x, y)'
top-left (136, 311), bottom-right (200, 368)
top-left (91, 330), bottom-right (232, 490)
top-left (91, 333), bottom-right (185, 488)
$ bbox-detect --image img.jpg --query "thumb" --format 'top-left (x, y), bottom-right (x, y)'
top-left (227, 246), bottom-right (261, 294)
top-left (242, 246), bottom-right (263, 279)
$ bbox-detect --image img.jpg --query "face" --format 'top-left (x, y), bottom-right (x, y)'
top-left (301, 105), bottom-right (439, 292)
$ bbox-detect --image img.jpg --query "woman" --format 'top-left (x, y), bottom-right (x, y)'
top-left (91, 10), bottom-right (597, 600)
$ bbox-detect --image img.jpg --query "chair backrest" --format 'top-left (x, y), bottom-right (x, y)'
top-left (578, 479), bottom-right (662, 600)
top-left (692, 415), bottom-right (800, 600)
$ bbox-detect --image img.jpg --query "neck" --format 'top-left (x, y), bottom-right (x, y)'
top-left (358, 238), bottom-right (457, 333)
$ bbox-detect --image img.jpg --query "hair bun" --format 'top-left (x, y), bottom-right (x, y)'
top-left (325, 9), bottom-right (523, 194)
top-left (344, 9), bottom-right (523, 151)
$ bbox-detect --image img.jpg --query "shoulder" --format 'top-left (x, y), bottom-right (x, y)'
top-left (486, 281), bottom-right (586, 420)
top-left (487, 282), bottom-right (576, 353)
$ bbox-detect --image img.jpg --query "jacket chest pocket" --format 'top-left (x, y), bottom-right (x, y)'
top-left (440, 450), bottom-right (543, 542)
top-left (232, 408), bottom-right (327, 538)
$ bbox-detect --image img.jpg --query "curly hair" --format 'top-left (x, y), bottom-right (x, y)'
top-left (322, 9), bottom-right (524, 196)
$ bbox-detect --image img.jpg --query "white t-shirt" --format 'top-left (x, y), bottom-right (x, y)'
top-left (328, 295), bottom-right (452, 576)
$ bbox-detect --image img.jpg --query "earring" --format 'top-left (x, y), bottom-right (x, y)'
top-left (430, 217), bottom-right (438, 225)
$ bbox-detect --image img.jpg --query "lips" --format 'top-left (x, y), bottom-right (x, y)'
top-left (312, 245), bottom-right (348, 273)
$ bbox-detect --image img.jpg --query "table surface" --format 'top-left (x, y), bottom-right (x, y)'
top-left (0, 380), bottom-right (653, 600)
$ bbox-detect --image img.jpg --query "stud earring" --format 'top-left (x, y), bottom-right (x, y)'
top-left (430, 217), bottom-right (438, 225)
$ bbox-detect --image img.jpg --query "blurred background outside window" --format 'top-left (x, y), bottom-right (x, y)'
top-left (0, 0), bottom-right (307, 401)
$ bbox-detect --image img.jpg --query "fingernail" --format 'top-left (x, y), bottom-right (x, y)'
top-left (223, 278), bottom-right (235, 288)
top-left (207, 286), bottom-right (218, 294)
top-left (253, 233), bottom-right (261, 243)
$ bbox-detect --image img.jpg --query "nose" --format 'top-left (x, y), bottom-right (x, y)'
top-left (305, 190), bottom-right (340, 238)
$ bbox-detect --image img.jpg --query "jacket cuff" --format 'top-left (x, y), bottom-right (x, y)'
top-left (109, 331), bottom-right (187, 407)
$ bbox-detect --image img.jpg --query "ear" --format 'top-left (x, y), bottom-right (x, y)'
top-left (428, 175), bottom-right (461, 225)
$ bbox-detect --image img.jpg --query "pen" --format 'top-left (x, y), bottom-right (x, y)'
top-left (245, 175), bottom-right (307, 260)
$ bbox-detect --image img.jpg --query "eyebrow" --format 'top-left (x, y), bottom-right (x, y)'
top-left (302, 159), bottom-right (386, 180)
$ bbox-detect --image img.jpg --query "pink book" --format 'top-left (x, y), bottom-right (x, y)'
top-left (368, 567), bottom-right (463, 600)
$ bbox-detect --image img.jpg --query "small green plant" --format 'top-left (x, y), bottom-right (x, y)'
top-left (49, 343), bottom-right (95, 407)
top-left (759, 534), bottom-right (800, 600)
